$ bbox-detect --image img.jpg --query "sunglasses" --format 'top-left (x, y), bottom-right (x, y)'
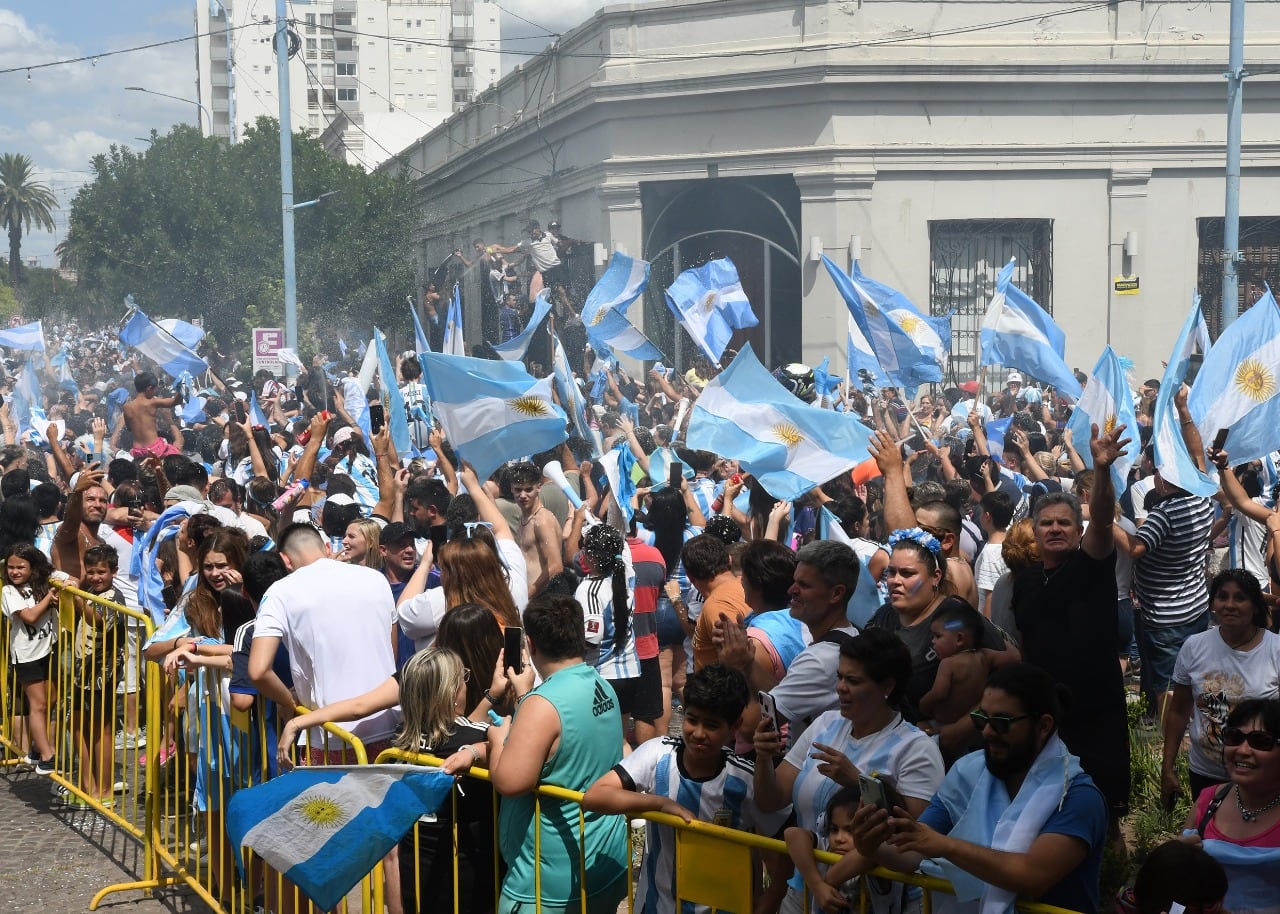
top-left (970, 710), bottom-right (1032, 735)
top-left (1223, 727), bottom-right (1279, 752)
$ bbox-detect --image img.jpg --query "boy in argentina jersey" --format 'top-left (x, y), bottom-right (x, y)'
top-left (585, 665), bottom-right (791, 914)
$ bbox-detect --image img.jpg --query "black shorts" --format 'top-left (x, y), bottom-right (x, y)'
top-left (72, 688), bottom-right (113, 729)
top-left (14, 655), bottom-right (51, 686)
top-left (608, 659), bottom-right (664, 724)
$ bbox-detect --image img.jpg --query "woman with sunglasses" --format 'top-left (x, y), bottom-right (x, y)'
top-left (1184, 698), bottom-right (1280, 914)
top-left (1162, 570), bottom-right (1280, 807)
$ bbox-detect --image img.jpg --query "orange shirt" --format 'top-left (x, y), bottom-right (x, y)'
top-left (692, 574), bottom-right (751, 670)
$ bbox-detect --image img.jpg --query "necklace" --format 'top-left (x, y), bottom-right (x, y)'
top-left (519, 506), bottom-right (542, 527)
top-left (1235, 784), bottom-right (1280, 822)
top-left (1041, 562), bottom-right (1068, 586)
top-left (1220, 627), bottom-right (1261, 652)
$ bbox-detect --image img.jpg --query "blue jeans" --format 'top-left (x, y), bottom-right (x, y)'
top-left (1139, 610), bottom-right (1209, 702)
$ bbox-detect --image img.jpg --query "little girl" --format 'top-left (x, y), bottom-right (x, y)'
top-left (2, 544), bottom-right (59, 774)
top-left (786, 787), bottom-right (866, 914)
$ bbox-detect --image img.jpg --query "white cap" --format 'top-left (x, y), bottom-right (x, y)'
top-left (1006, 371), bottom-right (1023, 385)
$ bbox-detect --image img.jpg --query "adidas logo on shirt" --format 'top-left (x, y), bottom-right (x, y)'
top-left (592, 681), bottom-right (616, 717)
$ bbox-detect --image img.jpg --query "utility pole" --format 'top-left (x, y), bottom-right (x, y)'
top-left (1221, 0), bottom-right (1245, 331)
top-left (275, 0), bottom-right (299, 377)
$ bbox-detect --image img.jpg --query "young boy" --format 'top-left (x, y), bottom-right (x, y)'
top-left (68, 545), bottom-right (127, 804)
top-left (918, 602), bottom-right (992, 728)
top-left (583, 664), bottom-right (790, 914)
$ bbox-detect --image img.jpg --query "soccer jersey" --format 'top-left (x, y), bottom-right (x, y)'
top-left (615, 736), bottom-right (790, 914)
top-left (333, 452), bottom-right (380, 509)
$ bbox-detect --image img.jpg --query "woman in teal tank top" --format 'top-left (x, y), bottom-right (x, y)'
top-left (487, 593), bottom-right (629, 914)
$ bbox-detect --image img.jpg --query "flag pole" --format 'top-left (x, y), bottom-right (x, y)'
top-left (970, 366), bottom-right (989, 417)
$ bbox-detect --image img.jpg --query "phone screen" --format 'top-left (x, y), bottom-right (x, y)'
top-left (668, 461), bottom-right (684, 488)
top-left (504, 626), bottom-right (524, 675)
top-left (369, 403), bottom-right (386, 435)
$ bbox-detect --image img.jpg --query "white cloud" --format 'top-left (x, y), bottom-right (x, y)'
top-left (501, 1), bottom-right (602, 36)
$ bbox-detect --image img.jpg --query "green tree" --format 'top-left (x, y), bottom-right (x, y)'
top-left (65, 119), bottom-right (417, 357)
top-left (0, 153), bottom-right (58, 288)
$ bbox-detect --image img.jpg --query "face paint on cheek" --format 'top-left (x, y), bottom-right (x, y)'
top-left (904, 577), bottom-right (926, 597)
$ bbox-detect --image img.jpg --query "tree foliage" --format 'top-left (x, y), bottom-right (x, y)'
top-left (65, 118), bottom-right (417, 354)
top-left (1, 152), bottom-right (58, 288)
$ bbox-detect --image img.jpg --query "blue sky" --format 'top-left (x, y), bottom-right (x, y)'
top-left (0, 1), bottom-right (596, 269)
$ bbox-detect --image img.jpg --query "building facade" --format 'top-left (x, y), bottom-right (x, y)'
top-left (387, 0), bottom-right (1280, 383)
top-left (195, 0), bottom-right (500, 169)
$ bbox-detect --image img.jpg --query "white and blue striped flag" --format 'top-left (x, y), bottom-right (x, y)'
top-left (1151, 297), bottom-right (1217, 497)
top-left (0, 320), bottom-right (47, 352)
top-left (493, 290), bottom-right (554, 362)
top-left (584, 305), bottom-right (664, 363)
top-left (582, 252), bottom-right (648, 324)
top-left (120, 305), bottom-right (208, 377)
top-left (419, 350), bottom-right (567, 482)
top-left (155, 318), bottom-right (204, 350)
top-left (11, 358), bottom-right (44, 442)
top-left (984, 417), bottom-right (1013, 459)
top-left (818, 507), bottom-right (884, 626)
top-left (551, 331), bottom-right (600, 457)
top-left (442, 285), bottom-right (465, 357)
top-left (226, 766), bottom-right (454, 914)
top-left (847, 314), bottom-right (891, 393)
top-left (1065, 346), bottom-right (1139, 494)
top-left (374, 328), bottom-right (412, 456)
top-left (410, 301), bottom-right (432, 355)
top-left (823, 256), bottom-right (945, 396)
top-left (979, 260), bottom-right (1081, 399)
top-left (687, 343), bottom-right (873, 501)
top-left (664, 258), bottom-right (758, 365)
top-left (1188, 285), bottom-right (1280, 466)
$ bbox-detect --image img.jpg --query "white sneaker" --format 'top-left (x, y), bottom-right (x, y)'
top-left (113, 731), bottom-right (126, 750)
top-left (124, 730), bottom-right (146, 750)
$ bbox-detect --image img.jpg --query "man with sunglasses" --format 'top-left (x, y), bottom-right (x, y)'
top-left (850, 663), bottom-right (1108, 914)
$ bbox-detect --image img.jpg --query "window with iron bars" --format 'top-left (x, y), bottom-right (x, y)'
top-left (1196, 217), bottom-right (1280, 340)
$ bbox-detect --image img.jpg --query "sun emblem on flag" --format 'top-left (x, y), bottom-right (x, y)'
top-left (897, 315), bottom-right (921, 335)
top-left (509, 394), bottom-right (550, 417)
top-left (1103, 413), bottom-right (1118, 435)
top-left (1234, 358), bottom-right (1276, 403)
top-left (296, 795), bottom-right (346, 829)
top-left (773, 422), bottom-right (804, 447)
top-left (589, 309), bottom-right (606, 326)
top-left (701, 291), bottom-right (720, 313)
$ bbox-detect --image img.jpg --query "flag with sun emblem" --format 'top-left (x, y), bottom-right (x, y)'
top-left (664, 258), bottom-right (759, 365)
top-left (1064, 345), bottom-right (1139, 495)
top-left (582, 252), bottom-right (649, 324)
top-left (979, 259), bottom-right (1082, 400)
top-left (419, 350), bottom-right (567, 481)
top-left (493, 290), bottom-right (555, 362)
top-left (1189, 285), bottom-right (1280, 465)
top-left (226, 765), bottom-right (455, 912)
top-left (1152, 295), bottom-right (1218, 497)
top-left (687, 343), bottom-right (873, 500)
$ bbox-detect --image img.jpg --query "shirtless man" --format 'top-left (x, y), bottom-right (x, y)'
top-left (51, 467), bottom-right (109, 579)
top-left (123, 372), bottom-right (183, 459)
top-left (507, 462), bottom-right (563, 598)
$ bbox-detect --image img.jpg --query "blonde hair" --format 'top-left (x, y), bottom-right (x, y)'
top-left (346, 519), bottom-right (384, 569)
top-left (394, 647), bottom-right (466, 754)
top-left (1001, 519), bottom-right (1041, 573)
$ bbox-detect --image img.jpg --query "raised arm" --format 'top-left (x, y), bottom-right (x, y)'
top-left (1081, 422), bottom-right (1128, 560)
top-left (869, 429), bottom-right (915, 533)
top-left (1208, 448), bottom-right (1274, 525)
top-left (459, 464), bottom-right (513, 541)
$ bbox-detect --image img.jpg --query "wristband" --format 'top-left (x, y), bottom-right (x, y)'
top-left (482, 689), bottom-right (499, 706)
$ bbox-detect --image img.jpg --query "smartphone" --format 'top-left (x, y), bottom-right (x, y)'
top-left (1185, 353), bottom-right (1204, 387)
top-left (858, 773), bottom-right (890, 813)
top-left (504, 626), bottom-right (524, 675)
top-left (1212, 428), bottom-right (1229, 451)
top-left (668, 460), bottom-right (684, 488)
top-left (758, 691), bottom-right (778, 729)
top-left (369, 403), bottom-right (386, 436)
top-left (235, 401), bottom-right (247, 424)
top-left (1162, 788), bottom-right (1183, 813)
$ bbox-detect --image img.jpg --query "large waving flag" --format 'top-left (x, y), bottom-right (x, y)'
top-left (823, 256), bottom-right (944, 395)
top-left (687, 343), bottom-right (874, 500)
top-left (551, 331), bottom-right (599, 456)
top-left (11, 358), bottom-right (44, 441)
top-left (979, 260), bottom-right (1081, 399)
top-left (1188, 285), bottom-right (1280, 465)
top-left (984, 416), bottom-right (1013, 460)
top-left (664, 258), bottom-right (758, 365)
top-left (0, 320), bottom-right (47, 352)
top-left (1152, 296), bottom-right (1217, 496)
top-left (582, 252), bottom-right (648, 324)
top-left (419, 350), bottom-right (568, 481)
top-left (227, 766), bottom-right (454, 913)
top-left (442, 285), bottom-right (465, 356)
top-left (120, 302), bottom-right (208, 377)
top-left (374, 328), bottom-right (412, 456)
top-left (493, 290), bottom-right (554, 362)
top-left (410, 301), bottom-right (432, 355)
top-left (1065, 346), bottom-right (1139, 494)
top-left (585, 306), bottom-right (664, 362)
top-left (155, 318), bottom-right (204, 350)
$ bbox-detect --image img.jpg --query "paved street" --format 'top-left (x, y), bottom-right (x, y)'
top-left (0, 768), bottom-right (205, 914)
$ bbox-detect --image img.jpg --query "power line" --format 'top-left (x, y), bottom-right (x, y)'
top-left (0, 23), bottom-right (256, 76)
top-left (491, 3), bottom-right (561, 38)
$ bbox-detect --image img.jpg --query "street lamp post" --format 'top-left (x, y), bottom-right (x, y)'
top-left (125, 86), bottom-right (214, 135)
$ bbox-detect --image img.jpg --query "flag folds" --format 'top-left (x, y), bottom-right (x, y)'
top-left (1065, 346), bottom-right (1139, 494)
top-left (582, 252), bottom-right (648, 324)
top-left (585, 306), bottom-right (664, 362)
top-left (410, 301), bottom-right (432, 355)
top-left (551, 332), bottom-right (599, 456)
top-left (374, 328), bottom-right (412, 456)
top-left (664, 258), bottom-right (758, 365)
top-left (979, 260), bottom-right (1081, 399)
top-left (1152, 295), bottom-right (1218, 497)
top-left (226, 765), bottom-right (455, 913)
top-left (493, 290), bottom-right (554, 362)
top-left (120, 305), bottom-right (208, 377)
top-left (443, 286), bottom-right (465, 356)
top-left (0, 320), bottom-right (47, 352)
top-left (419, 350), bottom-right (567, 481)
top-left (1188, 286), bottom-right (1280, 465)
top-left (687, 343), bottom-right (873, 501)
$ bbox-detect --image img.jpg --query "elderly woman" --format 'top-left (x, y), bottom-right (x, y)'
top-left (1162, 570), bottom-right (1280, 806)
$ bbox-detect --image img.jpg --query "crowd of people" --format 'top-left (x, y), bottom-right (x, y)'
top-left (1, 287), bottom-right (1279, 914)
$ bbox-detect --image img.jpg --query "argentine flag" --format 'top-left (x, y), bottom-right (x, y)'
top-left (984, 416), bottom-right (1013, 460)
top-left (493, 290), bottom-right (554, 362)
top-left (585, 306), bottom-right (664, 363)
top-left (847, 314), bottom-right (891, 392)
top-left (374, 328), bottom-right (412, 456)
top-left (120, 304), bottom-right (208, 377)
top-left (551, 331), bottom-right (600, 456)
top-left (410, 300), bottom-right (432, 355)
top-left (226, 765), bottom-right (454, 913)
top-left (979, 260), bottom-right (1081, 400)
top-left (687, 343), bottom-right (873, 501)
top-left (582, 252), bottom-right (648, 324)
top-left (155, 318), bottom-right (204, 350)
top-left (818, 507), bottom-right (883, 626)
top-left (442, 285), bottom-right (465, 356)
top-left (823, 256), bottom-right (944, 396)
top-left (419, 350), bottom-right (567, 482)
top-left (664, 258), bottom-right (758, 365)
top-left (1065, 346), bottom-right (1138, 494)
top-left (1188, 285), bottom-right (1280, 465)
top-left (11, 359), bottom-right (44, 442)
top-left (0, 320), bottom-right (47, 352)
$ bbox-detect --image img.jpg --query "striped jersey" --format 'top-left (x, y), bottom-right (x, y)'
top-left (1133, 494), bottom-right (1214, 626)
top-left (615, 737), bottom-right (789, 914)
top-left (576, 553), bottom-right (641, 681)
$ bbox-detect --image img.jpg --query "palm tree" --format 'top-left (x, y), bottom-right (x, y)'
top-left (0, 153), bottom-right (57, 287)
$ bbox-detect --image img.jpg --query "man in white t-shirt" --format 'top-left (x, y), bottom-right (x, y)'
top-left (974, 491), bottom-right (1013, 617)
top-left (249, 523), bottom-right (399, 758)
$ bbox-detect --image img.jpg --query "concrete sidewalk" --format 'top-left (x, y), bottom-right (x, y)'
top-left (0, 768), bottom-right (205, 913)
